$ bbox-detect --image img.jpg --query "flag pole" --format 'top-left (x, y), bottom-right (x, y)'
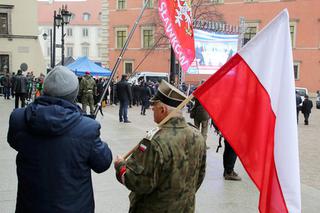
top-left (93, 0), bottom-right (151, 118)
top-left (123, 94), bottom-right (194, 160)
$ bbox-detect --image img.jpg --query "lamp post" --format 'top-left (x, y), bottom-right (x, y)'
top-left (55, 5), bottom-right (72, 66)
top-left (42, 6), bottom-right (71, 69)
top-left (44, 5), bottom-right (71, 68)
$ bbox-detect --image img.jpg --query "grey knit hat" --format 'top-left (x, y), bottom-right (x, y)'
top-left (43, 66), bottom-right (79, 102)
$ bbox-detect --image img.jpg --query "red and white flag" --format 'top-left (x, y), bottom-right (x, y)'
top-left (158, 0), bottom-right (195, 72)
top-left (193, 10), bottom-right (301, 212)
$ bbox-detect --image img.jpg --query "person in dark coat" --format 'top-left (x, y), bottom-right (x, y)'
top-left (190, 81), bottom-right (210, 148)
top-left (140, 82), bottom-right (151, 115)
top-left (116, 74), bottom-right (132, 123)
top-left (295, 91), bottom-right (302, 123)
top-left (10, 72), bottom-right (16, 98)
top-left (7, 66), bottom-right (113, 213)
top-left (191, 97), bottom-right (210, 144)
top-left (301, 95), bottom-right (313, 125)
top-left (13, 69), bottom-right (28, 108)
top-left (110, 80), bottom-right (118, 105)
top-left (3, 73), bottom-right (11, 99)
top-left (132, 84), bottom-right (141, 106)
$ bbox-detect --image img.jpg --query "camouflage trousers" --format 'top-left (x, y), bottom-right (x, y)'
top-left (82, 93), bottom-right (95, 115)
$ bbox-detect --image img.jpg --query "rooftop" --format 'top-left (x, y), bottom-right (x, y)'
top-left (38, 0), bottom-right (101, 26)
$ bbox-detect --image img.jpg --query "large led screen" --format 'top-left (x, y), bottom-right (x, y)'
top-left (188, 29), bottom-right (239, 75)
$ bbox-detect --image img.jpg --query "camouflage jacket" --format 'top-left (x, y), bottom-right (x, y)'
top-left (79, 75), bottom-right (96, 95)
top-left (115, 117), bottom-right (206, 213)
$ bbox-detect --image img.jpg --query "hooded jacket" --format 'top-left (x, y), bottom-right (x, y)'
top-left (7, 96), bottom-right (112, 213)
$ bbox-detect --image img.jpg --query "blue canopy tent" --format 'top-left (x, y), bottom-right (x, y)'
top-left (67, 56), bottom-right (111, 77)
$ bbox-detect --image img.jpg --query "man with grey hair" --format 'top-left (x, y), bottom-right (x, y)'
top-left (7, 66), bottom-right (113, 213)
top-left (114, 80), bottom-right (206, 213)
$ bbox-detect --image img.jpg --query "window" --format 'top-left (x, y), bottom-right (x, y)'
top-left (0, 13), bottom-right (8, 34)
top-left (116, 29), bottom-right (127, 48)
top-left (117, 0), bottom-right (126, 10)
top-left (0, 5), bottom-right (13, 35)
top-left (98, 28), bottom-right (103, 37)
top-left (144, 0), bottom-right (154, 8)
top-left (82, 46), bottom-right (89, 57)
top-left (83, 12), bottom-right (91, 21)
top-left (82, 28), bottom-right (89, 37)
top-left (211, 0), bottom-right (224, 3)
top-left (0, 54), bottom-right (10, 73)
top-left (290, 22), bottom-right (297, 48)
top-left (244, 0), bottom-right (256, 2)
top-left (66, 28), bottom-right (73, 37)
top-left (244, 23), bottom-right (258, 45)
top-left (70, 13), bottom-right (76, 20)
top-left (142, 28), bottom-right (154, 48)
top-left (98, 47), bottom-right (104, 57)
top-left (67, 47), bottom-right (73, 57)
top-left (98, 12), bottom-right (102, 22)
top-left (293, 62), bottom-right (300, 80)
top-left (124, 61), bottom-right (133, 75)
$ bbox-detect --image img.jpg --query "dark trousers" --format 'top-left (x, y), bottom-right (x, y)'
top-left (4, 86), bottom-right (10, 99)
top-left (141, 104), bottom-right (146, 115)
top-left (223, 140), bottom-right (237, 174)
top-left (15, 93), bottom-right (26, 108)
top-left (296, 108), bottom-right (300, 123)
top-left (140, 100), bottom-right (149, 115)
top-left (119, 100), bottom-right (129, 122)
top-left (303, 112), bottom-right (310, 125)
top-left (11, 87), bottom-right (14, 98)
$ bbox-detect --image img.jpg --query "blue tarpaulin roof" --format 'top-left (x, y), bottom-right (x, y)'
top-left (67, 56), bottom-right (111, 77)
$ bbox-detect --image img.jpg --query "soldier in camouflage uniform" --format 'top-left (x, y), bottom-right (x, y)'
top-left (79, 71), bottom-right (96, 115)
top-left (114, 80), bottom-right (206, 213)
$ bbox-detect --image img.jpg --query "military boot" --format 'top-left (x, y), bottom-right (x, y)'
top-left (224, 170), bottom-right (241, 181)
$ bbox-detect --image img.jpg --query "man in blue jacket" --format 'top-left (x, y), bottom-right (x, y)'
top-left (7, 66), bottom-right (113, 213)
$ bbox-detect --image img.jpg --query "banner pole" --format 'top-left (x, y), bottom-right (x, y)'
top-left (93, 0), bottom-right (151, 118)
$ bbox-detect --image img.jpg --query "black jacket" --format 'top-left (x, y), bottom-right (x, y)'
top-left (7, 96), bottom-right (113, 213)
top-left (116, 79), bottom-right (132, 102)
top-left (302, 99), bottom-right (313, 114)
top-left (14, 74), bottom-right (28, 93)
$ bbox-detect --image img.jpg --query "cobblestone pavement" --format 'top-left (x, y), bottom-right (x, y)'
top-left (1, 98), bottom-right (319, 212)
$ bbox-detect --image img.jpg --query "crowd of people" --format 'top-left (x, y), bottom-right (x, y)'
top-left (0, 70), bottom-right (45, 108)
top-left (6, 66), bottom-right (208, 212)
top-left (7, 65), bottom-right (316, 212)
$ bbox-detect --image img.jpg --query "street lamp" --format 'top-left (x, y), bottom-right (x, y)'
top-left (52, 5), bottom-right (72, 67)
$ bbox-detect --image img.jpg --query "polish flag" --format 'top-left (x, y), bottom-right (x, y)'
top-left (193, 10), bottom-right (301, 212)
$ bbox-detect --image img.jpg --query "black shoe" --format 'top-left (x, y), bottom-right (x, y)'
top-left (119, 119), bottom-right (123, 122)
top-left (124, 120), bottom-right (131, 123)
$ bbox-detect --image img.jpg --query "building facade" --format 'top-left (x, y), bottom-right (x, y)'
top-left (212, 0), bottom-right (320, 93)
top-left (0, 0), bottom-right (45, 77)
top-left (109, 0), bottom-right (319, 93)
top-left (108, 0), bottom-right (170, 78)
top-left (38, 0), bottom-right (105, 68)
